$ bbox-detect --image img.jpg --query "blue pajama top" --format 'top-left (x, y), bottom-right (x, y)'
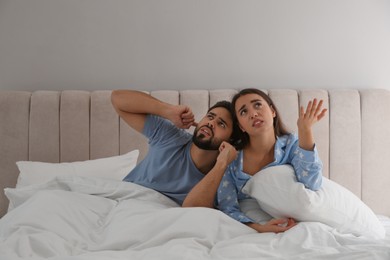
top-left (216, 134), bottom-right (323, 223)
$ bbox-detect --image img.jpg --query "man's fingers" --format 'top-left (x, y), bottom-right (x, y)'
top-left (182, 118), bottom-right (195, 124)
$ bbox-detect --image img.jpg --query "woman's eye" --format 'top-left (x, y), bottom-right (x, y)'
top-left (254, 102), bottom-right (262, 108)
top-left (240, 110), bottom-right (247, 116)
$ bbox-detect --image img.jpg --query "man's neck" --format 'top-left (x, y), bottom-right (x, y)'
top-left (189, 143), bottom-right (219, 175)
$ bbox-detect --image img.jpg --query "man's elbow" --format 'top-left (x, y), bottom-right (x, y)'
top-left (182, 199), bottom-right (197, 208)
top-left (111, 90), bottom-right (120, 107)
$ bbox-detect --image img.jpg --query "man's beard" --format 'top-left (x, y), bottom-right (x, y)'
top-left (192, 127), bottom-right (220, 151)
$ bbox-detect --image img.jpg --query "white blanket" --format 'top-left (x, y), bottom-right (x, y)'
top-left (1, 176), bottom-right (390, 260)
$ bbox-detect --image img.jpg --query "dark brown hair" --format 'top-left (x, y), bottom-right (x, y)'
top-left (208, 100), bottom-right (241, 147)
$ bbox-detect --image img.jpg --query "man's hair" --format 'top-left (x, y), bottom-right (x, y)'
top-left (207, 100), bottom-right (232, 113)
top-left (207, 100), bottom-right (241, 147)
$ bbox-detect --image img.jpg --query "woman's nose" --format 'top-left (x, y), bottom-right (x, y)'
top-left (250, 110), bottom-right (258, 119)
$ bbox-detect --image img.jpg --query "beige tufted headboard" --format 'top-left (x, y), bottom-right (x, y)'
top-left (1, 89), bottom-right (390, 218)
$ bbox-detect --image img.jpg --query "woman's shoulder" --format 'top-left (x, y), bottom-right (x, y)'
top-left (227, 150), bottom-right (243, 173)
top-left (277, 133), bottom-right (298, 145)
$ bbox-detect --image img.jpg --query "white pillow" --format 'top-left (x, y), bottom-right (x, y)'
top-left (242, 164), bottom-right (385, 239)
top-left (15, 150), bottom-right (139, 188)
top-left (239, 198), bottom-right (272, 224)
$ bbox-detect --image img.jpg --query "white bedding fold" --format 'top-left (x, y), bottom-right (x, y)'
top-left (1, 176), bottom-right (389, 260)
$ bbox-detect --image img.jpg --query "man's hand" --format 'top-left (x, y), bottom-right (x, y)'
top-left (216, 141), bottom-right (238, 169)
top-left (168, 105), bottom-right (196, 129)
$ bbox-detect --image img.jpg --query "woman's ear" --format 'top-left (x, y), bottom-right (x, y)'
top-left (270, 105), bottom-right (276, 118)
top-left (233, 138), bottom-right (242, 150)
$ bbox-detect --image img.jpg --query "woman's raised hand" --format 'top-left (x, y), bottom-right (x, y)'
top-left (297, 98), bottom-right (327, 132)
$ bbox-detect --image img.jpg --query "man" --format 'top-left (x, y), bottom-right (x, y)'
top-left (111, 90), bottom-right (239, 206)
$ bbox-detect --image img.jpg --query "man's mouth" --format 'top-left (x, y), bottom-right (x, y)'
top-left (199, 126), bottom-right (213, 137)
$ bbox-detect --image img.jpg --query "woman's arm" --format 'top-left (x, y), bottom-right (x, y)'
top-left (218, 174), bottom-right (297, 233)
top-left (297, 98), bottom-right (327, 151)
top-left (247, 218), bottom-right (296, 233)
top-left (215, 171), bottom-right (255, 223)
top-left (292, 98), bottom-right (327, 190)
top-left (290, 137), bottom-right (323, 190)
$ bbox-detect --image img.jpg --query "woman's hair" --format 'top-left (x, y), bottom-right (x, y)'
top-left (231, 88), bottom-right (290, 149)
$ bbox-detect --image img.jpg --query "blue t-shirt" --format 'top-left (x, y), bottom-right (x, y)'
top-left (122, 115), bottom-right (205, 205)
top-left (216, 134), bottom-right (323, 223)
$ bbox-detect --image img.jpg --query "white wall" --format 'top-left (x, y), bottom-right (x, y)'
top-left (0, 0), bottom-right (389, 91)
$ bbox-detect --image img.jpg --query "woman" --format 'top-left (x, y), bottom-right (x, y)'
top-left (216, 88), bottom-right (327, 233)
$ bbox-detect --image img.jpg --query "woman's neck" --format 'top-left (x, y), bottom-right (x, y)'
top-left (242, 132), bottom-right (276, 175)
top-left (246, 131), bottom-right (276, 154)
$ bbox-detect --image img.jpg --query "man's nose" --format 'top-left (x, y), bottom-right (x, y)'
top-left (207, 121), bottom-right (214, 129)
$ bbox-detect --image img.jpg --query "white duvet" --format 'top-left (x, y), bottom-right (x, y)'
top-left (1, 176), bottom-right (389, 260)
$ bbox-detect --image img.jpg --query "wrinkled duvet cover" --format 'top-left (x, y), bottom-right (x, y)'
top-left (1, 176), bottom-right (389, 260)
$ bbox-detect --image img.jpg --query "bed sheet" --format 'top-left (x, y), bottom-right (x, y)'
top-left (0, 176), bottom-right (389, 260)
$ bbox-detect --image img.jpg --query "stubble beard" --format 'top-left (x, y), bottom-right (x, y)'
top-left (192, 127), bottom-right (220, 151)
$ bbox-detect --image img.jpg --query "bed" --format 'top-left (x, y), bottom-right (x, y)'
top-left (0, 88), bottom-right (390, 259)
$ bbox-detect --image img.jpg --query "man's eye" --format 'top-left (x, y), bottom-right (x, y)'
top-left (219, 122), bottom-right (226, 128)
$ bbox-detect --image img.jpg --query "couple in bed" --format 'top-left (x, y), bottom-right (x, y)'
top-left (111, 88), bottom-right (327, 234)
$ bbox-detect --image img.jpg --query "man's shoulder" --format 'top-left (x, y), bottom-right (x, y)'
top-left (145, 115), bottom-right (193, 146)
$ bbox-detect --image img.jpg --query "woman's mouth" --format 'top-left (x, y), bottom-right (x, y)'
top-left (252, 119), bottom-right (264, 127)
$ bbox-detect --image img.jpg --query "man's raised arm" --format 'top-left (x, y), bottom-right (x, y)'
top-left (111, 90), bottom-right (195, 133)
